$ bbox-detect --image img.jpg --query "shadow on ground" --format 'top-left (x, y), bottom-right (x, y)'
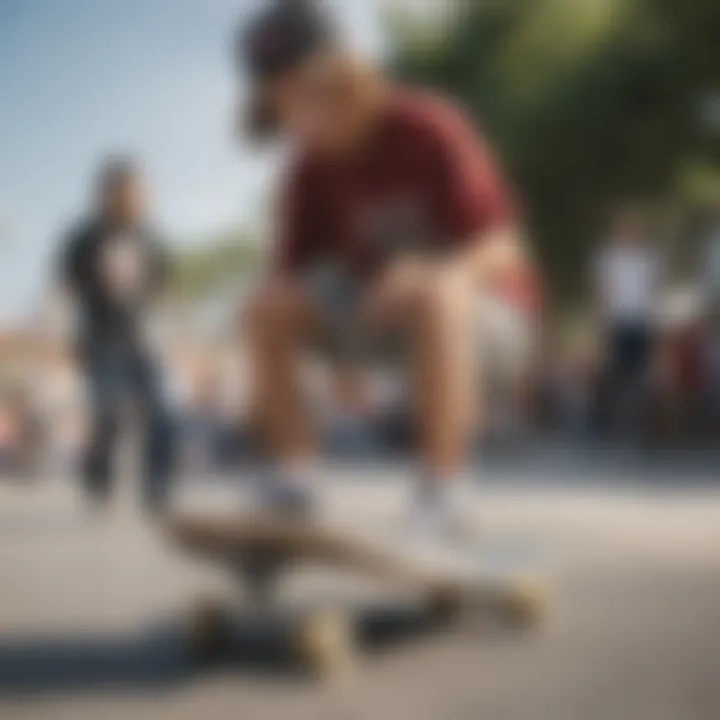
top-left (0, 602), bottom-right (516, 697)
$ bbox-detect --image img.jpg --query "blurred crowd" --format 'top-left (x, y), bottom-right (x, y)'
top-left (1, 203), bottom-right (720, 481)
top-left (536, 205), bottom-right (720, 448)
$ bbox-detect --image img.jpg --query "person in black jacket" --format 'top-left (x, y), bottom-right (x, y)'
top-left (59, 157), bottom-right (173, 512)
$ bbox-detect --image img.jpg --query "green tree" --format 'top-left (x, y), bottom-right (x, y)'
top-left (172, 230), bottom-right (262, 300)
top-left (390, 0), bottom-right (720, 300)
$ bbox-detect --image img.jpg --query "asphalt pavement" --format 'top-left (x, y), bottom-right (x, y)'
top-left (1, 467), bottom-right (719, 720)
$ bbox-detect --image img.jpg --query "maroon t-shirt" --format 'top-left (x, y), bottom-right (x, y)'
top-left (276, 89), bottom-right (536, 308)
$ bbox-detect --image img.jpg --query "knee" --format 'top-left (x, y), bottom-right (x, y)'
top-left (413, 270), bottom-right (467, 327)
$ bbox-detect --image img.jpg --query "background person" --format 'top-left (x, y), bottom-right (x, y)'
top-left (58, 158), bottom-right (174, 512)
top-left (699, 201), bottom-right (720, 314)
top-left (592, 209), bottom-right (662, 438)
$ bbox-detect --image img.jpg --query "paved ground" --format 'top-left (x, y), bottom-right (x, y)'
top-left (1, 468), bottom-right (720, 720)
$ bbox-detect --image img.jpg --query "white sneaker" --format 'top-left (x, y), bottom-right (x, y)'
top-left (404, 479), bottom-right (477, 547)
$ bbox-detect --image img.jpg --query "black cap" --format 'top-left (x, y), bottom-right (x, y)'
top-left (236, 0), bottom-right (339, 140)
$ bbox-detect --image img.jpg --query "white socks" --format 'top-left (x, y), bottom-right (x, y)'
top-left (408, 470), bottom-right (474, 538)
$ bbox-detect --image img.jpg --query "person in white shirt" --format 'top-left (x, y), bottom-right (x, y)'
top-left (700, 204), bottom-right (720, 312)
top-left (697, 204), bottom-right (720, 436)
top-left (592, 209), bottom-right (662, 435)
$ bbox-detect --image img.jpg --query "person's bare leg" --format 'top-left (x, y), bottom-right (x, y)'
top-left (410, 271), bottom-right (478, 481)
top-left (364, 261), bottom-right (479, 484)
top-left (245, 280), bottom-right (318, 466)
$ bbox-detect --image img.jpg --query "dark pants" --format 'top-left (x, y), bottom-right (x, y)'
top-left (609, 323), bottom-right (654, 382)
top-left (82, 343), bottom-right (173, 512)
top-left (602, 322), bottom-right (655, 438)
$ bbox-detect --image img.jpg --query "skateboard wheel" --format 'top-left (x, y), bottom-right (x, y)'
top-left (428, 587), bottom-right (463, 622)
top-left (293, 609), bottom-right (355, 680)
top-left (237, 553), bottom-right (282, 606)
top-left (186, 598), bottom-right (234, 661)
top-left (502, 578), bottom-right (547, 627)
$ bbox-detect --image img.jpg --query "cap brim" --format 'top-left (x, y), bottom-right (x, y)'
top-left (237, 89), bottom-right (278, 144)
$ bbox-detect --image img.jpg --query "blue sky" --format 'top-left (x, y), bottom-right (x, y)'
top-left (0, 0), bottom-right (385, 323)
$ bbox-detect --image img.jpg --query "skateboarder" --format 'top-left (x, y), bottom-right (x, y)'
top-left (236, 1), bottom-right (539, 533)
top-left (58, 158), bottom-right (174, 513)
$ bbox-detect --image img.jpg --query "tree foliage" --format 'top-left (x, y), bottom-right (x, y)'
top-left (172, 230), bottom-right (261, 299)
top-left (390, 0), bottom-right (720, 299)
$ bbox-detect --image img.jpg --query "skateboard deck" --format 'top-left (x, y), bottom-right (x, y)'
top-left (166, 510), bottom-right (547, 677)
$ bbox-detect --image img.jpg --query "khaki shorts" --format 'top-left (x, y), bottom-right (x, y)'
top-left (303, 265), bottom-right (406, 365)
top-left (304, 265), bottom-right (536, 379)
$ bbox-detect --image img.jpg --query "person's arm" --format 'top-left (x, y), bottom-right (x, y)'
top-left (36, 228), bottom-right (82, 353)
top-left (421, 98), bottom-right (534, 297)
top-left (57, 228), bottom-right (82, 297)
top-left (449, 224), bottom-right (528, 289)
top-left (273, 154), bottom-right (326, 279)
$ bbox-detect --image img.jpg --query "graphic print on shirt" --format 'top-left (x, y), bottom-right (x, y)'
top-left (96, 234), bottom-right (149, 304)
top-left (352, 190), bottom-right (433, 265)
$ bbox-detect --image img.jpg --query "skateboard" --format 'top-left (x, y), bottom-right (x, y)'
top-left (166, 510), bottom-right (547, 678)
